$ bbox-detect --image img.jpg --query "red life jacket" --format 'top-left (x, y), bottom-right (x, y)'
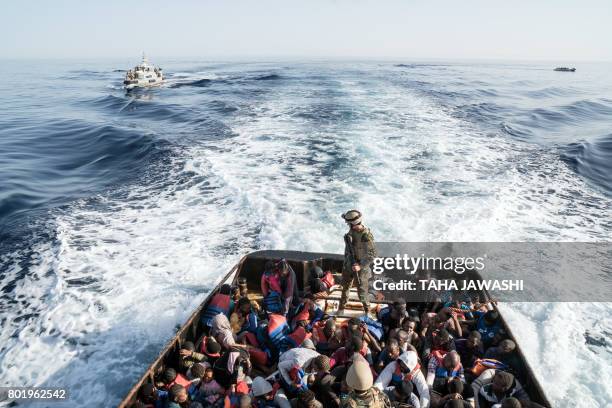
top-left (166, 372), bottom-right (192, 390)
top-left (431, 350), bottom-right (462, 379)
top-left (262, 271), bottom-right (283, 295)
top-left (321, 271), bottom-right (335, 289)
top-left (285, 326), bottom-right (312, 348)
top-left (392, 361), bottom-right (422, 385)
top-left (294, 307), bottom-right (311, 323)
top-left (202, 293), bottom-right (231, 326)
top-left (268, 314), bottom-right (290, 350)
top-left (313, 322), bottom-right (328, 343)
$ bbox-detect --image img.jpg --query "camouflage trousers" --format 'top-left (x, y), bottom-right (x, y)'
top-left (339, 266), bottom-right (370, 309)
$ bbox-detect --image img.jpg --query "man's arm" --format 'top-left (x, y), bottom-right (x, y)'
top-left (360, 230), bottom-right (377, 269)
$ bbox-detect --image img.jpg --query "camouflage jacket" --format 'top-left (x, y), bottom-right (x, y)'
top-left (344, 226), bottom-right (377, 270)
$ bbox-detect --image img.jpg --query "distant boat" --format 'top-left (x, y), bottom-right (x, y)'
top-left (554, 67), bottom-right (576, 72)
top-left (123, 54), bottom-right (164, 90)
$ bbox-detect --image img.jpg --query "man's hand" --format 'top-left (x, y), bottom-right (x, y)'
top-left (179, 349), bottom-right (193, 357)
top-left (352, 263), bottom-right (361, 272)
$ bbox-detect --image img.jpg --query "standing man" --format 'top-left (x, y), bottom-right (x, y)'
top-left (339, 209), bottom-right (377, 316)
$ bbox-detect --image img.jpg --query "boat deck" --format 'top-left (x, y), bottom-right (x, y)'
top-left (118, 250), bottom-right (551, 407)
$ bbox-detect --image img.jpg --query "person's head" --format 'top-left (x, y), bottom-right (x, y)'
top-left (162, 368), bottom-right (177, 384)
top-left (393, 379), bottom-right (413, 401)
top-left (203, 367), bottom-right (214, 383)
top-left (219, 284), bottom-right (232, 295)
top-left (139, 383), bottom-right (156, 403)
top-left (276, 259), bottom-right (289, 276)
top-left (395, 330), bottom-right (410, 349)
top-left (312, 355), bottom-right (331, 373)
top-left (491, 371), bottom-right (515, 395)
top-left (499, 339), bottom-right (516, 354)
top-left (251, 377), bottom-right (274, 400)
top-left (436, 309), bottom-right (450, 323)
top-left (341, 209), bottom-right (363, 231)
top-left (347, 317), bottom-right (362, 334)
top-left (169, 384), bottom-right (188, 404)
top-left (392, 299), bottom-right (407, 316)
top-left (385, 338), bottom-right (401, 359)
top-left (433, 329), bottom-right (451, 347)
top-left (501, 397), bottom-right (522, 408)
top-left (297, 390), bottom-right (322, 408)
top-left (203, 337), bottom-right (222, 357)
top-left (183, 341), bottom-right (195, 353)
top-left (397, 351), bottom-right (417, 373)
top-left (443, 351), bottom-right (460, 370)
top-left (467, 331), bottom-right (481, 348)
top-left (446, 377), bottom-right (464, 395)
top-left (190, 363), bottom-right (207, 380)
top-left (401, 318), bottom-right (417, 334)
top-left (484, 310), bottom-right (499, 327)
top-left (324, 317), bottom-right (337, 336)
top-left (348, 335), bottom-right (363, 356)
top-left (237, 297), bottom-right (251, 314)
top-left (264, 260), bottom-right (275, 273)
top-left (407, 307), bottom-right (421, 323)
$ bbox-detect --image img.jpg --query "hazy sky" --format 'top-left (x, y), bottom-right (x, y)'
top-left (2, 0), bottom-right (611, 61)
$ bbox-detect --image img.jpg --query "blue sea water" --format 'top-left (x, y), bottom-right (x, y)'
top-left (0, 59), bottom-right (611, 406)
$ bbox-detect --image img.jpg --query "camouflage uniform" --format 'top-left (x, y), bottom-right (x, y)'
top-left (342, 388), bottom-right (391, 408)
top-left (340, 226), bottom-right (377, 311)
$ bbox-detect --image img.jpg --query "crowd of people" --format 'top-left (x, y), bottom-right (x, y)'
top-left (133, 259), bottom-right (544, 408)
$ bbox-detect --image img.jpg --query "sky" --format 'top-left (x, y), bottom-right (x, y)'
top-left (1, 0), bottom-right (611, 61)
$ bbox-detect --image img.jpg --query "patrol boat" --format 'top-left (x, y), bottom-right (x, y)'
top-left (118, 250), bottom-right (552, 407)
top-left (554, 67), bottom-right (576, 72)
top-left (123, 54), bottom-right (164, 90)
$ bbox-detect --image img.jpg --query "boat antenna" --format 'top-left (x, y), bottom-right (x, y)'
top-left (142, 52), bottom-right (148, 64)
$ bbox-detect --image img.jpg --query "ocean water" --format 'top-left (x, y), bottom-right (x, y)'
top-left (0, 60), bottom-right (611, 406)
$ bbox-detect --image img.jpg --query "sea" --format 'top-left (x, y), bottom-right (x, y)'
top-left (0, 59), bottom-right (611, 407)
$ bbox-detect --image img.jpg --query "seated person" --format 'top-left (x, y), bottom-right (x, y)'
top-left (464, 311), bottom-right (504, 349)
top-left (422, 329), bottom-right (456, 363)
top-left (194, 366), bottom-right (224, 405)
top-left (375, 338), bottom-right (401, 373)
top-left (374, 350), bottom-right (430, 408)
top-left (431, 378), bottom-right (474, 408)
top-left (138, 383), bottom-right (169, 408)
top-left (309, 265), bottom-right (335, 295)
top-left (309, 355), bottom-right (340, 408)
top-left (291, 295), bottom-right (324, 330)
top-left (386, 379), bottom-right (420, 408)
top-left (454, 331), bottom-right (483, 372)
top-left (251, 377), bottom-right (279, 408)
top-left (331, 336), bottom-right (372, 373)
top-left (312, 317), bottom-right (344, 352)
top-left (378, 300), bottom-right (408, 336)
top-left (477, 371), bottom-right (529, 408)
top-left (483, 340), bottom-right (523, 381)
top-left (426, 351), bottom-right (464, 392)
top-left (278, 347), bottom-right (321, 397)
top-left (231, 297), bottom-right (259, 335)
top-left (342, 318), bottom-right (381, 354)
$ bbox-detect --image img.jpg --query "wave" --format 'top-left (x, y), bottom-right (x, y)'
top-left (0, 119), bottom-right (170, 232)
top-left (561, 133), bottom-right (612, 195)
top-left (170, 78), bottom-right (213, 88)
top-left (254, 73), bottom-right (282, 81)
